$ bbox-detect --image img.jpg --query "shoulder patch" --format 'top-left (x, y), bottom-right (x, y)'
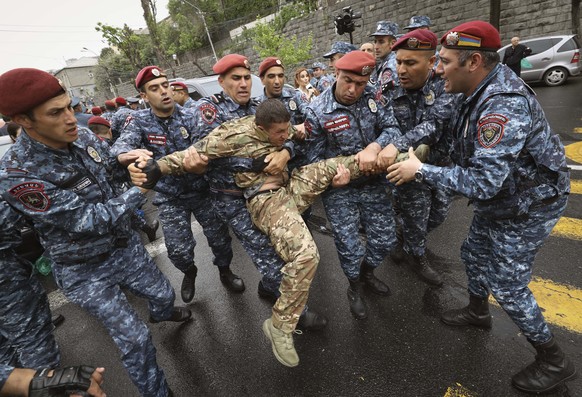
top-left (200, 103), bottom-right (217, 124)
top-left (123, 115), bottom-right (133, 130)
top-left (477, 113), bottom-right (508, 148)
top-left (9, 182), bottom-right (50, 212)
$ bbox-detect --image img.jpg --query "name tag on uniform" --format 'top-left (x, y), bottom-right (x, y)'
top-left (324, 116), bottom-right (351, 133)
top-left (147, 134), bottom-right (167, 146)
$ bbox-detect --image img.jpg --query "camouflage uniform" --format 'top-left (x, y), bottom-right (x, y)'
top-left (310, 62), bottom-right (335, 92)
top-left (109, 105), bottom-right (133, 142)
top-left (190, 92), bottom-right (285, 293)
top-left (420, 64), bottom-right (570, 343)
top-left (0, 198), bottom-right (60, 372)
top-left (256, 86), bottom-right (306, 125)
top-left (159, 116), bottom-right (362, 332)
top-left (371, 51), bottom-right (399, 98)
top-left (111, 106), bottom-right (234, 276)
top-left (389, 72), bottom-right (458, 257)
top-left (0, 130), bottom-right (175, 397)
top-left (304, 85), bottom-right (401, 280)
top-left (182, 97), bottom-right (197, 109)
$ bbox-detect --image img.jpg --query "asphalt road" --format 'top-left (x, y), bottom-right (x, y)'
top-left (42, 76), bottom-right (582, 397)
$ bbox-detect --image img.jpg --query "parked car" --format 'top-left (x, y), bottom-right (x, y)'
top-left (498, 35), bottom-right (581, 86)
top-left (0, 134), bottom-right (12, 159)
top-left (174, 74), bottom-right (265, 100)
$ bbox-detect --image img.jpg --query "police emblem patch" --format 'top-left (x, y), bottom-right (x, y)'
top-left (477, 113), bottom-right (508, 148)
top-left (289, 99), bottom-right (297, 111)
top-left (200, 104), bottom-right (217, 124)
top-left (425, 90), bottom-right (435, 105)
top-left (123, 115), bottom-right (133, 130)
top-left (9, 182), bottom-right (50, 212)
top-left (368, 98), bottom-right (378, 113)
top-left (87, 146), bottom-right (102, 163)
top-left (180, 126), bottom-right (189, 139)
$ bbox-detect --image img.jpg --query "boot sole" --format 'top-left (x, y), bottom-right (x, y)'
top-left (440, 317), bottom-right (492, 329)
top-left (511, 368), bottom-right (577, 394)
top-left (262, 321), bottom-right (299, 368)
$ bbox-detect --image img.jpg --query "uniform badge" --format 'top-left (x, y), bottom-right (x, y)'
top-left (381, 69), bottom-right (393, 84)
top-left (9, 182), bottom-right (50, 212)
top-left (477, 113), bottom-right (508, 148)
top-left (244, 59), bottom-right (250, 69)
top-left (289, 100), bottom-right (297, 111)
top-left (200, 103), bottom-right (217, 124)
top-left (446, 32), bottom-right (460, 46)
top-left (362, 65), bottom-right (372, 75)
top-left (123, 115), bottom-right (133, 130)
top-left (407, 37), bottom-right (420, 49)
top-left (152, 68), bottom-right (161, 77)
top-left (180, 126), bottom-right (189, 139)
top-left (425, 90), bottom-right (435, 106)
top-left (87, 146), bottom-right (102, 163)
top-left (368, 98), bottom-right (378, 113)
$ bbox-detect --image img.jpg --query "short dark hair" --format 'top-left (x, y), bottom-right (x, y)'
top-left (255, 99), bottom-right (291, 128)
top-left (458, 49), bottom-right (499, 69)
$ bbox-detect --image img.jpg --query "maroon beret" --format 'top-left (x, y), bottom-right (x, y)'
top-left (334, 51), bottom-right (376, 76)
top-left (212, 54), bottom-right (250, 75)
top-left (441, 20), bottom-right (501, 51)
top-left (258, 57), bottom-right (284, 77)
top-left (114, 96), bottom-right (127, 106)
top-left (88, 116), bottom-right (110, 128)
top-left (135, 66), bottom-right (167, 89)
top-left (104, 100), bottom-right (116, 107)
top-left (91, 106), bottom-right (103, 116)
top-left (0, 68), bottom-right (66, 117)
top-left (170, 81), bottom-right (188, 91)
top-left (393, 29), bottom-right (438, 51)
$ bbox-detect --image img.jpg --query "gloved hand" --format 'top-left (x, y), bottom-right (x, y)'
top-left (250, 154), bottom-right (269, 172)
top-left (29, 366), bottom-right (94, 397)
top-left (135, 159), bottom-right (162, 189)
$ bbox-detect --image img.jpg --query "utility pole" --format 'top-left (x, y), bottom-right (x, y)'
top-left (181, 0), bottom-right (218, 62)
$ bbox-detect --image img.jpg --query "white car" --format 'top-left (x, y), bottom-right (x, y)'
top-left (0, 134), bottom-right (13, 159)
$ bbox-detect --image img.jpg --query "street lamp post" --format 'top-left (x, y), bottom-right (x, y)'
top-left (181, 0), bottom-right (218, 62)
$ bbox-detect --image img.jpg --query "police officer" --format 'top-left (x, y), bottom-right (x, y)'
top-left (322, 41), bottom-right (357, 77)
top-left (376, 29), bottom-right (459, 286)
top-left (127, 96), bottom-right (141, 111)
top-left (403, 15), bottom-right (432, 31)
top-left (310, 62), bottom-right (334, 92)
top-left (387, 21), bottom-right (575, 394)
top-left (170, 81), bottom-right (196, 108)
top-left (109, 96), bottom-right (133, 142)
top-left (0, 67), bottom-right (190, 397)
top-left (304, 51), bottom-right (402, 320)
top-left (369, 21), bottom-right (400, 96)
top-left (71, 96), bottom-right (91, 129)
top-left (0, 198), bottom-right (60, 373)
top-left (112, 66), bottom-right (242, 303)
top-left (101, 100), bottom-right (116, 122)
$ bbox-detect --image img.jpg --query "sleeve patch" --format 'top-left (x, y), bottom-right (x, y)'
top-left (9, 182), bottom-right (50, 212)
top-left (123, 115), bottom-right (133, 130)
top-left (477, 113), bottom-right (508, 148)
top-left (200, 103), bottom-right (217, 124)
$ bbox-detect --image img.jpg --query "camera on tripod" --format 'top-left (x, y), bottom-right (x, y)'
top-left (334, 6), bottom-right (361, 37)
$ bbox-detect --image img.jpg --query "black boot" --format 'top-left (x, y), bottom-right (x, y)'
top-left (142, 220), bottom-right (159, 243)
top-left (51, 314), bottom-right (64, 328)
top-left (181, 264), bottom-right (198, 303)
top-left (409, 254), bottom-right (443, 286)
top-left (390, 228), bottom-right (406, 263)
top-left (149, 307), bottom-right (192, 323)
top-left (257, 280), bottom-right (279, 304)
top-left (347, 280), bottom-right (368, 320)
top-left (219, 267), bottom-right (245, 292)
top-left (360, 261), bottom-right (391, 296)
top-left (512, 338), bottom-right (577, 394)
top-left (441, 294), bottom-right (492, 328)
top-left (297, 308), bottom-right (328, 331)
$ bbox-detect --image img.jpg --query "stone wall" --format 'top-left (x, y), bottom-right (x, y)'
top-left (115, 0), bottom-right (580, 97)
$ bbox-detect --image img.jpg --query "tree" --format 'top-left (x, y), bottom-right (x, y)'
top-left (140, 0), bottom-right (170, 68)
top-left (95, 23), bottom-right (148, 71)
top-left (249, 22), bottom-right (313, 70)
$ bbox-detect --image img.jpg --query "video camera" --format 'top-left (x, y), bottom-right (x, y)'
top-left (334, 6), bottom-right (361, 37)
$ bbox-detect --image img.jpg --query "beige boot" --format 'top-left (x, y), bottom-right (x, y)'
top-left (262, 318), bottom-right (299, 367)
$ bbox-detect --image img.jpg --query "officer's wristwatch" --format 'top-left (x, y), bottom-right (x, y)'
top-left (414, 163), bottom-right (424, 183)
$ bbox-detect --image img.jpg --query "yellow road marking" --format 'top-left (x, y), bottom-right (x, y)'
top-left (574, 127), bottom-right (582, 133)
top-left (551, 217), bottom-right (582, 240)
top-left (490, 277), bottom-right (582, 334)
top-left (565, 141), bottom-right (582, 164)
top-left (444, 383), bottom-right (478, 397)
top-left (571, 180), bottom-right (582, 195)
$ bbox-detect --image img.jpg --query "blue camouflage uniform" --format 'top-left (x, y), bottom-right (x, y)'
top-left (420, 64), bottom-right (570, 343)
top-left (101, 110), bottom-right (115, 122)
top-left (371, 52), bottom-right (398, 98)
top-left (190, 92), bottom-right (286, 294)
top-left (0, 198), bottom-right (60, 374)
top-left (109, 105), bottom-right (133, 142)
top-left (305, 85), bottom-right (401, 280)
top-left (0, 130), bottom-right (177, 397)
top-left (182, 97), bottom-right (197, 108)
top-left (389, 71), bottom-right (458, 256)
top-left (310, 62), bottom-right (335, 92)
top-left (256, 86), bottom-right (306, 125)
top-left (111, 105), bottom-right (233, 275)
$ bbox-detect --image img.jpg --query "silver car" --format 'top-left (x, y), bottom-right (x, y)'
top-left (498, 35), bottom-right (581, 86)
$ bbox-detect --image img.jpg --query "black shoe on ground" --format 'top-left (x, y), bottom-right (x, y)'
top-left (181, 264), bottom-right (198, 303)
top-left (142, 220), bottom-right (160, 243)
top-left (390, 244), bottom-right (406, 263)
top-left (51, 314), bottom-right (64, 328)
top-left (441, 294), bottom-right (492, 328)
top-left (219, 268), bottom-right (245, 292)
top-left (409, 254), bottom-right (443, 286)
top-left (258, 281), bottom-right (279, 304)
top-left (297, 308), bottom-right (328, 331)
top-left (347, 280), bottom-right (368, 320)
top-left (360, 262), bottom-right (391, 296)
top-left (149, 307), bottom-right (192, 323)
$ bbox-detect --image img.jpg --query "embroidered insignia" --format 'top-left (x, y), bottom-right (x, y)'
top-left (425, 90), bottom-right (435, 106)
top-left (361, 65), bottom-right (373, 75)
top-left (152, 68), bottom-right (161, 77)
top-left (289, 100), bottom-right (297, 111)
top-left (9, 182), bottom-right (50, 212)
top-left (180, 126), bottom-right (189, 139)
top-left (147, 134), bottom-right (167, 145)
top-left (368, 98), bottom-right (378, 113)
top-left (445, 32), bottom-right (460, 46)
top-left (477, 113), bottom-right (508, 148)
top-left (200, 104), bottom-right (217, 124)
top-left (87, 146), bottom-right (102, 163)
top-left (123, 115), bottom-right (133, 130)
top-left (381, 69), bottom-right (393, 84)
top-left (407, 37), bottom-right (420, 48)
top-left (323, 116), bottom-right (351, 133)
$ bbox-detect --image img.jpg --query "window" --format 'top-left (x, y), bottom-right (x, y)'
top-left (525, 38), bottom-right (558, 56)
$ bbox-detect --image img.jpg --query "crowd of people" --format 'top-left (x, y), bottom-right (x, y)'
top-left (0, 14), bottom-right (576, 397)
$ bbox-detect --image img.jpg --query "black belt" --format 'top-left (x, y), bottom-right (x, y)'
top-left (211, 192), bottom-right (245, 203)
top-left (209, 187), bottom-right (244, 197)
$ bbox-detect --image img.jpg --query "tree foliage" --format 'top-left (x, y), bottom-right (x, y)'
top-left (248, 22), bottom-right (313, 69)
